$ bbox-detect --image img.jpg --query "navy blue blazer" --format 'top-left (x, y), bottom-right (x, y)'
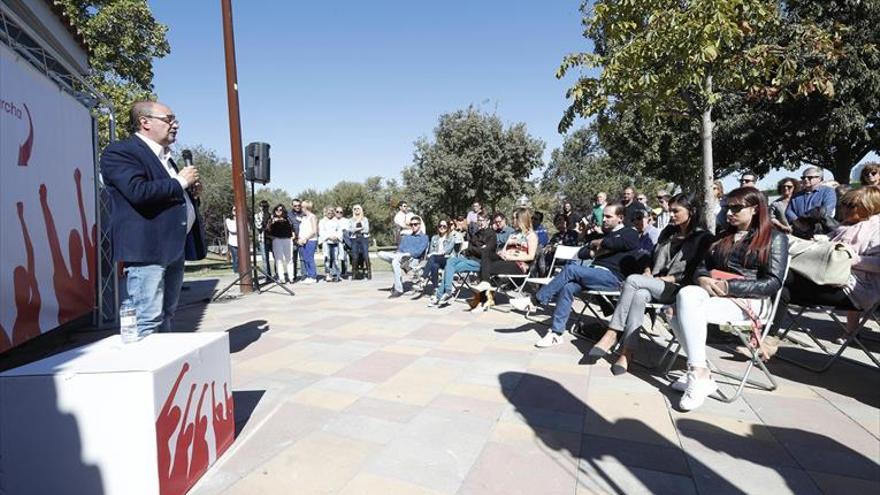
top-left (101, 135), bottom-right (207, 265)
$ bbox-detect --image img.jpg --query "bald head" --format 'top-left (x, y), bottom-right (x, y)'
top-left (131, 100), bottom-right (178, 146)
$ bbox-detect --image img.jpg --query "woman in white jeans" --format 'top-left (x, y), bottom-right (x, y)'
top-left (588, 193), bottom-right (712, 375)
top-left (268, 204), bottom-right (294, 283)
top-left (670, 187), bottom-right (788, 411)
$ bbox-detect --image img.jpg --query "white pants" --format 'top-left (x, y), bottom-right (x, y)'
top-left (670, 285), bottom-right (766, 369)
top-left (272, 237), bottom-right (294, 279)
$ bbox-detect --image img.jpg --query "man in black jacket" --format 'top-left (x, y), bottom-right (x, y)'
top-left (512, 204), bottom-right (641, 347)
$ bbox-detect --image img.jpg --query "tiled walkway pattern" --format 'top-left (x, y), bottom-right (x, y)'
top-left (182, 274), bottom-right (880, 495)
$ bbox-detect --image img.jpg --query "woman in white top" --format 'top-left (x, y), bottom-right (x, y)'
top-left (297, 200), bottom-right (320, 283)
top-left (318, 206), bottom-right (342, 282)
top-left (225, 206), bottom-right (239, 273)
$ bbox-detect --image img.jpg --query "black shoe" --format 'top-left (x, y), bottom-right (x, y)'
top-left (611, 364), bottom-right (628, 376)
top-left (388, 290), bottom-right (403, 298)
top-left (587, 346), bottom-right (608, 359)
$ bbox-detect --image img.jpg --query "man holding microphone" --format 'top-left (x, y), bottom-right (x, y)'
top-left (101, 101), bottom-right (206, 335)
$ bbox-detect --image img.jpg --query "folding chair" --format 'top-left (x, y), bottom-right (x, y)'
top-left (661, 261), bottom-right (790, 403)
top-left (776, 301), bottom-right (880, 372)
top-left (516, 246), bottom-right (582, 320)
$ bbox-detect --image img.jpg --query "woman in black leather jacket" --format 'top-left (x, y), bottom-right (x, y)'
top-left (587, 193), bottom-right (713, 375)
top-left (670, 187), bottom-right (788, 412)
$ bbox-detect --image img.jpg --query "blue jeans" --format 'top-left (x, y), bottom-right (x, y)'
top-left (229, 245), bottom-right (239, 273)
top-left (323, 242), bottom-right (340, 279)
top-left (423, 254), bottom-right (447, 287)
top-left (301, 240), bottom-right (318, 279)
top-left (377, 251), bottom-right (410, 292)
top-left (437, 256), bottom-right (480, 297)
top-left (122, 255), bottom-right (185, 335)
top-left (536, 264), bottom-right (621, 334)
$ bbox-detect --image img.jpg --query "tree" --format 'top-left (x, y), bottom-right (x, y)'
top-left (713, 1), bottom-right (880, 183)
top-left (57, 0), bottom-right (170, 147)
top-left (559, 0), bottom-right (838, 229)
top-left (402, 107), bottom-right (545, 223)
top-left (542, 125), bottom-right (667, 210)
top-left (172, 147), bottom-right (233, 248)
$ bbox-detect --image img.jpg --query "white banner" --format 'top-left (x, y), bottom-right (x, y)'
top-left (0, 42), bottom-right (96, 352)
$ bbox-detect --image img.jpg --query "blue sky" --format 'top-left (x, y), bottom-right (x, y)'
top-left (149, 0), bottom-right (876, 196)
top-left (149, 0), bottom-right (587, 194)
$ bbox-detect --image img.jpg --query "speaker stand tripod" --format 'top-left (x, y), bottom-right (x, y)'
top-left (212, 180), bottom-right (295, 301)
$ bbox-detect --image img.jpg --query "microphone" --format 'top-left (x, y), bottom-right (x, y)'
top-left (182, 149), bottom-right (193, 167)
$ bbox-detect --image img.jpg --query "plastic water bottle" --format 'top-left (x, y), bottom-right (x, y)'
top-left (119, 302), bottom-right (140, 343)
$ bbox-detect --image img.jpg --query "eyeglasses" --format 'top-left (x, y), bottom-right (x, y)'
top-left (727, 204), bottom-right (752, 214)
top-left (145, 114), bottom-right (178, 125)
top-left (439, 224), bottom-right (448, 228)
top-left (409, 222), bottom-right (421, 226)
top-left (802, 175), bottom-right (820, 180)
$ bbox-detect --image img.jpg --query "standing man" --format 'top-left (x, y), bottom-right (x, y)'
top-left (101, 101), bottom-right (206, 335)
top-left (466, 201), bottom-right (482, 237)
top-left (621, 187), bottom-right (648, 226)
top-left (655, 191), bottom-right (671, 231)
top-left (393, 201), bottom-right (415, 243)
top-left (560, 200), bottom-right (582, 231)
top-left (255, 200), bottom-right (273, 278)
top-left (288, 199), bottom-right (304, 280)
top-left (591, 192), bottom-right (607, 229)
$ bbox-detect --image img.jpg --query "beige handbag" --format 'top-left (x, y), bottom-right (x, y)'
top-left (787, 235), bottom-right (854, 286)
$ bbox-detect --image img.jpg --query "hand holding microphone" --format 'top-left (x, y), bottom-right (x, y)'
top-left (180, 149), bottom-right (201, 196)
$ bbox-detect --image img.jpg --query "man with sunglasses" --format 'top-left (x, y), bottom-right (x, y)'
top-left (377, 216), bottom-right (428, 297)
top-left (100, 101), bottom-right (206, 335)
top-left (785, 166), bottom-right (837, 226)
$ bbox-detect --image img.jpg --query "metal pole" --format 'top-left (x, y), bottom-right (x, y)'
top-left (220, 0), bottom-right (252, 293)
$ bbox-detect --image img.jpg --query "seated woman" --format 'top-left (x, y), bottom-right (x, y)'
top-left (670, 187), bottom-right (788, 411)
top-left (418, 218), bottom-right (456, 292)
top-left (773, 186), bottom-right (879, 345)
top-left (471, 207), bottom-right (539, 311)
top-left (588, 193), bottom-right (713, 376)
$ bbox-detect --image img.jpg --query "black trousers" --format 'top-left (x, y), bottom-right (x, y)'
top-left (770, 271), bottom-right (854, 335)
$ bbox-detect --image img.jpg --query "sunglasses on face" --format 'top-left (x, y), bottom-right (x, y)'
top-left (727, 204), bottom-right (752, 214)
top-left (439, 224), bottom-right (448, 228)
top-left (802, 175), bottom-right (820, 180)
top-left (410, 222), bottom-right (421, 226)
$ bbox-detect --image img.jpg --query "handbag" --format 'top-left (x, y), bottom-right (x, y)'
top-left (787, 235), bottom-right (853, 286)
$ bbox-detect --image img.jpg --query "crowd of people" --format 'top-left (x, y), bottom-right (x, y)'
top-left (298, 167), bottom-right (875, 414)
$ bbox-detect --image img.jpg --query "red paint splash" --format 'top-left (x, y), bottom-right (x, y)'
top-left (157, 363), bottom-right (235, 495)
top-left (17, 103), bottom-right (33, 167)
top-left (40, 168), bottom-right (97, 326)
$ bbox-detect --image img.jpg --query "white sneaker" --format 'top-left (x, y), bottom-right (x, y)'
top-left (678, 372), bottom-right (717, 411)
top-left (670, 373), bottom-right (689, 392)
top-left (510, 297), bottom-right (535, 313)
top-left (436, 293), bottom-right (453, 308)
top-left (535, 332), bottom-right (563, 348)
top-left (301, 278), bottom-right (317, 285)
top-left (427, 295), bottom-right (439, 307)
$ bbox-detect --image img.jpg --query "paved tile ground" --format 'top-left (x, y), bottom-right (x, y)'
top-left (180, 273), bottom-right (880, 495)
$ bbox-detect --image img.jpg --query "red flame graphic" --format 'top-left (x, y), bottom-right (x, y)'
top-left (157, 362), bottom-right (235, 495)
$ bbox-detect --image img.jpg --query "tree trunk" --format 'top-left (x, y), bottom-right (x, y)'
top-left (701, 77), bottom-right (716, 232)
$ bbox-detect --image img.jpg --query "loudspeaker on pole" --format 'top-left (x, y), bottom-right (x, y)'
top-left (245, 142), bottom-right (271, 184)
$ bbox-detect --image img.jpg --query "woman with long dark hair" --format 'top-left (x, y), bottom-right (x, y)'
top-left (670, 187), bottom-right (788, 411)
top-left (268, 204), bottom-right (294, 283)
top-left (587, 193), bottom-right (713, 375)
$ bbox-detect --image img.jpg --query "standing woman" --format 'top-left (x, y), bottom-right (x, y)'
top-left (225, 206), bottom-right (240, 273)
top-left (670, 187), bottom-right (788, 411)
top-left (472, 207), bottom-right (539, 310)
top-left (268, 204), bottom-right (294, 283)
top-left (297, 200), bottom-right (319, 283)
top-left (419, 218), bottom-right (455, 292)
top-left (350, 204), bottom-right (371, 279)
top-left (587, 194), bottom-right (712, 375)
top-left (770, 177), bottom-right (800, 233)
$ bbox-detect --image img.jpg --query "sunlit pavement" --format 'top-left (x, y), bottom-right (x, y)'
top-left (179, 273), bottom-right (880, 495)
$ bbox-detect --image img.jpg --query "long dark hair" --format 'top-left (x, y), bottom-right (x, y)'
top-left (712, 187), bottom-right (772, 266)
top-left (668, 192), bottom-right (703, 235)
top-left (272, 203), bottom-right (288, 218)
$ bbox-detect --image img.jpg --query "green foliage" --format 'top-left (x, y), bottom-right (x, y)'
top-left (57, 0), bottom-right (170, 147)
top-left (401, 107), bottom-right (545, 226)
top-left (545, 125), bottom-right (671, 209)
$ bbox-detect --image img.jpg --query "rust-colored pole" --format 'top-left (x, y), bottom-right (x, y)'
top-left (220, 0), bottom-right (252, 293)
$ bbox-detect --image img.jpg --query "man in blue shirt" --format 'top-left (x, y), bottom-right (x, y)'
top-left (377, 216), bottom-right (428, 297)
top-left (786, 167), bottom-right (837, 223)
